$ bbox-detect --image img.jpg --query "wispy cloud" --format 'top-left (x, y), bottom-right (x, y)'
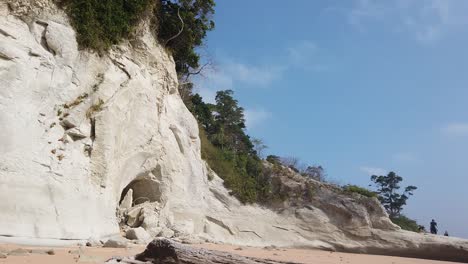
top-left (348, 0), bottom-right (386, 30)
top-left (360, 166), bottom-right (387, 176)
top-left (193, 41), bottom-right (327, 125)
top-left (244, 108), bottom-right (272, 129)
top-left (287, 41), bottom-right (318, 64)
top-left (193, 40), bottom-right (328, 129)
top-left (193, 59), bottom-right (282, 103)
top-left (224, 62), bottom-right (283, 87)
top-left (192, 56), bottom-right (285, 102)
top-left (285, 40), bottom-right (329, 72)
top-left (348, 0), bottom-right (468, 43)
top-left (442, 122), bottom-right (468, 136)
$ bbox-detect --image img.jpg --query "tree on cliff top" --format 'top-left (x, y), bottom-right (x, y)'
top-left (158, 0), bottom-right (215, 78)
top-left (371, 171), bottom-right (417, 218)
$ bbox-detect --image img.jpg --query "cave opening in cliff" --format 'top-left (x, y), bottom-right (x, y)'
top-left (120, 178), bottom-right (161, 207)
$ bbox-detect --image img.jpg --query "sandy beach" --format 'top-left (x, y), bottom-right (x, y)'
top-left (0, 242), bottom-right (464, 264)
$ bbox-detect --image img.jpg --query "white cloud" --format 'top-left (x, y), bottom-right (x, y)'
top-left (193, 39), bottom-right (328, 102)
top-left (348, 0), bottom-right (468, 43)
top-left (360, 166), bottom-right (387, 176)
top-left (192, 41), bottom-right (326, 122)
top-left (224, 62), bottom-right (283, 87)
top-left (285, 41), bottom-right (328, 72)
top-left (192, 56), bottom-right (285, 103)
top-left (287, 41), bottom-right (318, 64)
top-left (348, 0), bottom-right (386, 30)
top-left (442, 123), bottom-right (468, 136)
top-left (244, 108), bottom-right (272, 129)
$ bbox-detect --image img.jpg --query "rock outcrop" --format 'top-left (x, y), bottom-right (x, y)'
top-left (1, 0), bottom-right (468, 262)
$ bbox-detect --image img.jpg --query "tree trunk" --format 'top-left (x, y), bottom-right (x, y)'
top-left (106, 238), bottom-right (296, 264)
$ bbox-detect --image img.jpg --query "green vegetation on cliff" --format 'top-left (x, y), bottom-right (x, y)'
top-left (391, 215), bottom-right (420, 232)
top-left (58, 0), bottom-right (153, 50)
top-left (58, 0), bottom-right (215, 77)
top-left (343, 185), bottom-right (377, 198)
top-left (193, 90), bottom-right (264, 203)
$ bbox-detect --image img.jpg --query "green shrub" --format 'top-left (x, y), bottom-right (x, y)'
top-left (200, 126), bottom-right (260, 203)
top-left (266, 155), bottom-right (281, 165)
top-left (391, 215), bottom-right (420, 232)
top-left (59, 0), bottom-right (153, 51)
top-left (343, 185), bottom-right (377, 198)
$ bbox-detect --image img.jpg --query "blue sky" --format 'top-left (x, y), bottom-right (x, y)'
top-left (193, 0), bottom-right (468, 238)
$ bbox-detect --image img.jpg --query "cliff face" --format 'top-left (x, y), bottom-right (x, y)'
top-left (0, 0), bottom-right (199, 239)
top-left (1, 1), bottom-right (468, 262)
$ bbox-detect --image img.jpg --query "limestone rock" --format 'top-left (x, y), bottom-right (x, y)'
top-left (126, 207), bottom-right (143, 228)
top-left (158, 228), bottom-right (175, 239)
top-left (141, 207), bottom-right (160, 230)
top-left (126, 227), bottom-right (152, 243)
top-left (120, 189), bottom-right (133, 210)
top-left (103, 238), bottom-right (129, 248)
top-left (86, 237), bottom-right (102, 247)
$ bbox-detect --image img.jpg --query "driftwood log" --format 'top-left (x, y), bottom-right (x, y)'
top-left (106, 238), bottom-right (298, 264)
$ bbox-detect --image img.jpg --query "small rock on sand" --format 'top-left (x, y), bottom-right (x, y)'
top-left (157, 228), bottom-right (175, 238)
top-left (0, 253), bottom-right (7, 259)
top-left (28, 249), bottom-right (55, 255)
top-left (263, 245), bottom-right (278, 251)
top-left (103, 238), bottom-right (128, 248)
top-left (125, 227), bottom-right (152, 242)
top-left (86, 237), bottom-right (103, 247)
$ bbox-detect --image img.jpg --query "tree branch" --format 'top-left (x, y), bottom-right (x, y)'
top-left (183, 62), bottom-right (211, 82)
top-left (165, 7), bottom-right (184, 46)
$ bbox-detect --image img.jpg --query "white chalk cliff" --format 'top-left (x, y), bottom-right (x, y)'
top-left (1, 1), bottom-right (467, 262)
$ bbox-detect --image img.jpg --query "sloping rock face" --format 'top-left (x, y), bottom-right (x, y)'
top-left (0, 0), bottom-right (191, 239)
top-left (1, 1), bottom-right (467, 262)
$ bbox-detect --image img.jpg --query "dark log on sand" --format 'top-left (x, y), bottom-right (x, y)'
top-left (106, 238), bottom-right (297, 264)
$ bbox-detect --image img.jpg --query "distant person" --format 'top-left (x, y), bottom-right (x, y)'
top-left (444, 231), bottom-right (449, 236)
top-left (430, 219), bottom-right (438, 234)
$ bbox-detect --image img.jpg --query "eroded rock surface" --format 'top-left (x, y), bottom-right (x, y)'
top-left (1, 0), bottom-right (468, 262)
